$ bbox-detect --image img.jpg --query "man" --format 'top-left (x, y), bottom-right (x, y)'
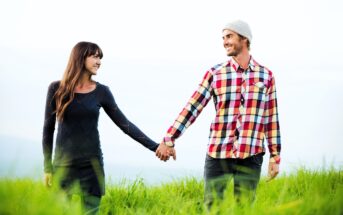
top-left (156, 20), bottom-right (281, 206)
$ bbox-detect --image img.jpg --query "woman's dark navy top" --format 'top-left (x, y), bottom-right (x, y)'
top-left (42, 81), bottom-right (158, 173)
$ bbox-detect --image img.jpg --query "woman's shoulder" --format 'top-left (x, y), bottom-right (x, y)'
top-left (48, 80), bottom-right (61, 91)
top-left (96, 82), bottom-right (111, 92)
top-left (95, 82), bottom-right (116, 101)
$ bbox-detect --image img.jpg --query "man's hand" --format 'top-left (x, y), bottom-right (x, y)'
top-left (267, 162), bottom-right (279, 182)
top-left (156, 143), bottom-right (176, 161)
top-left (43, 172), bottom-right (52, 187)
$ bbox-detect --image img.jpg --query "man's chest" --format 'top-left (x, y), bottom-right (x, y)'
top-left (211, 70), bottom-right (269, 105)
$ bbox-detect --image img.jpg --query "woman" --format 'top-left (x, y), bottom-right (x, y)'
top-left (42, 41), bottom-right (158, 214)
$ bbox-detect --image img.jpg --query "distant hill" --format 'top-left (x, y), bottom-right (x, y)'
top-left (0, 135), bottom-right (202, 184)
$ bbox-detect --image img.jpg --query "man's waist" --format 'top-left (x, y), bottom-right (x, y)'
top-left (207, 143), bottom-right (266, 159)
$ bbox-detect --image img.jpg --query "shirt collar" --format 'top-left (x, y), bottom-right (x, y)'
top-left (248, 57), bottom-right (261, 72)
top-left (228, 56), bottom-right (260, 73)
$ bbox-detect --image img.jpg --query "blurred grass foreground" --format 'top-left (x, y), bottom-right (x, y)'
top-left (0, 168), bottom-right (342, 215)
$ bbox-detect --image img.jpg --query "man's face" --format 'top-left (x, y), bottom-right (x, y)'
top-left (222, 29), bottom-right (245, 57)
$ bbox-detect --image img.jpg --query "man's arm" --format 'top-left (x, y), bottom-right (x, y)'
top-left (156, 70), bottom-right (214, 161)
top-left (264, 75), bottom-right (281, 180)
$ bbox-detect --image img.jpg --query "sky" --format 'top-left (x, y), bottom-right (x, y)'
top-left (0, 0), bottom-right (342, 182)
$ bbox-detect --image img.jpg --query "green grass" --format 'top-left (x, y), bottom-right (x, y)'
top-left (0, 168), bottom-right (342, 215)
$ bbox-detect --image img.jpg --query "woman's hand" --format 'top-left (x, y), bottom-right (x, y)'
top-left (156, 143), bottom-right (176, 161)
top-left (43, 173), bottom-right (53, 187)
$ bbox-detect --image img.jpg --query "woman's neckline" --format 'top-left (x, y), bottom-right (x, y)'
top-left (74, 82), bottom-right (98, 95)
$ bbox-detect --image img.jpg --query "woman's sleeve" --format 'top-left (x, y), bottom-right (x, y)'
top-left (101, 86), bottom-right (158, 152)
top-left (42, 82), bottom-right (58, 173)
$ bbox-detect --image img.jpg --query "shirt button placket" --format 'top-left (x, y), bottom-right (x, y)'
top-left (236, 67), bottom-right (247, 158)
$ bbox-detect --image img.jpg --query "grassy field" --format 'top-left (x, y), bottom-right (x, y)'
top-left (0, 168), bottom-right (342, 215)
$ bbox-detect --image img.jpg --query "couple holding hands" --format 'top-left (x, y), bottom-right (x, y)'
top-left (42, 20), bottom-right (281, 214)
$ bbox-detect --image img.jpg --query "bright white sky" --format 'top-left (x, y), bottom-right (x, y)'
top-left (0, 0), bottom-right (342, 181)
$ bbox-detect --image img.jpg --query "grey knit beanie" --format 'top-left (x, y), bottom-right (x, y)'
top-left (223, 20), bottom-right (252, 43)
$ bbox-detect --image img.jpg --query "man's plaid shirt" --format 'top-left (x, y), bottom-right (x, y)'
top-left (163, 57), bottom-right (281, 163)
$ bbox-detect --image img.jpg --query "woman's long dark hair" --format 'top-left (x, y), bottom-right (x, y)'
top-left (54, 41), bottom-right (103, 121)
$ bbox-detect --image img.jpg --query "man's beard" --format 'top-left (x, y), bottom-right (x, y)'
top-left (227, 44), bottom-right (242, 57)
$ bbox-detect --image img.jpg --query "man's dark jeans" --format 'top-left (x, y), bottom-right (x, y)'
top-left (204, 153), bottom-right (263, 207)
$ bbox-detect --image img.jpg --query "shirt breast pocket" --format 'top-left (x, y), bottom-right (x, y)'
top-left (247, 82), bottom-right (267, 101)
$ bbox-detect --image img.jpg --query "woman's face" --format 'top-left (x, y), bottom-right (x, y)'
top-left (85, 51), bottom-right (101, 75)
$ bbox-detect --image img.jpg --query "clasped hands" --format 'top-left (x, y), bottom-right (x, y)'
top-left (155, 142), bottom-right (176, 161)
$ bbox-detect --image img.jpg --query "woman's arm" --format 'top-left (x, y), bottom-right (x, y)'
top-left (101, 86), bottom-right (158, 152)
top-left (42, 81), bottom-right (58, 173)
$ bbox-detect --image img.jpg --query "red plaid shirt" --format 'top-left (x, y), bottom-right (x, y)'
top-left (163, 57), bottom-right (281, 163)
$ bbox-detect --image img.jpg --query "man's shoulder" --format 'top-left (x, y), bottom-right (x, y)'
top-left (208, 61), bottom-right (229, 75)
top-left (250, 58), bottom-right (273, 76)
